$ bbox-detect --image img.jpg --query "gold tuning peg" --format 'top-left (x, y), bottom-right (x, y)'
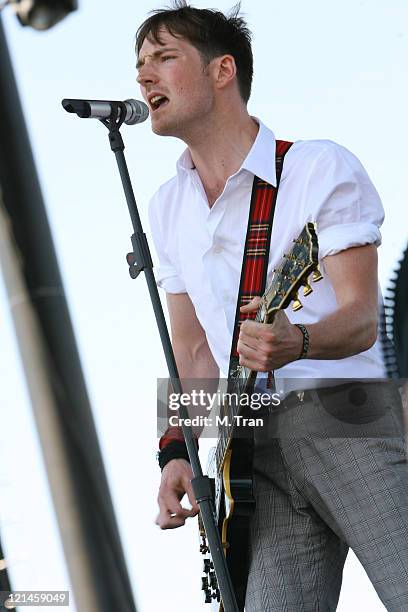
top-left (312, 267), bottom-right (323, 282)
top-left (292, 292), bottom-right (303, 311)
top-left (303, 282), bottom-right (313, 296)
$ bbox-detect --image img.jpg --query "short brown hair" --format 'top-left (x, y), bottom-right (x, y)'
top-left (136, 1), bottom-right (253, 104)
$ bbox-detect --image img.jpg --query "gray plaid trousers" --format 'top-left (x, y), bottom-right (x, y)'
top-left (245, 382), bottom-right (408, 612)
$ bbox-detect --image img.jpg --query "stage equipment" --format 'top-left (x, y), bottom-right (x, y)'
top-left (0, 15), bottom-right (137, 612)
top-left (383, 244), bottom-right (408, 377)
top-left (62, 98), bottom-right (148, 125)
top-left (62, 98), bottom-right (240, 612)
top-left (1, 0), bottom-right (77, 30)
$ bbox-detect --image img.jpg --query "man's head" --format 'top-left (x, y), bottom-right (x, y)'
top-left (136, 1), bottom-right (253, 138)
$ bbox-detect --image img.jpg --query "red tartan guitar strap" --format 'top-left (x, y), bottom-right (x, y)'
top-left (228, 139), bottom-right (293, 380)
top-left (159, 139), bottom-right (293, 456)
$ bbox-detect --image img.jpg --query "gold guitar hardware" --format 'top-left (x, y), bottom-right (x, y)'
top-left (292, 292), bottom-right (303, 311)
top-left (303, 281), bottom-right (313, 296)
top-left (312, 267), bottom-right (323, 282)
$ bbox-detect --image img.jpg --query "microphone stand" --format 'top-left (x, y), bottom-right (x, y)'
top-left (96, 105), bottom-right (239, 612)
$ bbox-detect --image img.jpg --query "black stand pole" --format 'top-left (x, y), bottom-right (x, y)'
top-left (0, 19), bottom-right (137, 611)
top-left (100, 108), bottom-right (239, 612)
top-left (0, 540), bottom-right (12, 611)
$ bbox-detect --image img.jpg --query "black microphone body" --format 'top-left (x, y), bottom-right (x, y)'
top-left (61, 98), bottom-right (149, 125)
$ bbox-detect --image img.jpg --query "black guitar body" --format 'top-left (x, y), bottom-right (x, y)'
top-left (208, 430), bottom-right (255, 611)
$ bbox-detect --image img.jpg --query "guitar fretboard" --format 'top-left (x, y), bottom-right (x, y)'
top-left (213, 222), bottom-right (319, 475)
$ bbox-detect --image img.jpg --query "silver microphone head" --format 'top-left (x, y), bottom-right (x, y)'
top-left (124, 99), bottom-right (149, 125)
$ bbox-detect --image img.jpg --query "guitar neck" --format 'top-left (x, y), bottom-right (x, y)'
top-left (213, 304), bottom-right (277, 475)
top-left (213, 222), bottom-right (320, 475)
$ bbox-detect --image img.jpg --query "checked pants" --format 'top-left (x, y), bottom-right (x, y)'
top-left (245, 382), bottom-right (408, 612)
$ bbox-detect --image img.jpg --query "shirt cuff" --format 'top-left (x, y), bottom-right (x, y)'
top-left (156, 265), bottom-right (186, 293)
top-left (318, 222), bottom-right (382, 258)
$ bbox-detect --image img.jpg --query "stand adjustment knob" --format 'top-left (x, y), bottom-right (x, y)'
top-left (203, 588), bottom-right (212, 604)
top-left (126, 252), bottom-right (142, 279)
top-left (200, 537), bottom-right (209, 554)
top-left (209, 571), bottom-right (218, 589)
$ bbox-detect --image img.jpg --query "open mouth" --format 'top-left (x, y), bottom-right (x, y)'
top-left (150, 95), bottom-right (169, 112)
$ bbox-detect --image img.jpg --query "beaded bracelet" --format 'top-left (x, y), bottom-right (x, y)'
top-left (295, 323), bottom-right (310, 359)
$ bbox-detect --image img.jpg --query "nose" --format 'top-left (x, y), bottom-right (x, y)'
top-left (136, 60), bottom-right (158, 86)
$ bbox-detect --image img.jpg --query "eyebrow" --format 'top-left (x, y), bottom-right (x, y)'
top-left (136, 47), bottom-right (180, 70)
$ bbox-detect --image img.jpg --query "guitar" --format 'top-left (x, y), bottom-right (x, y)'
top-left (198, 222), bottom-right (321, 610)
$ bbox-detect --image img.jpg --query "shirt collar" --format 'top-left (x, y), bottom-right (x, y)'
top-left (176, 147), bottom-right (196, 174)
top-left (176, 118), bottom-right (277, 187)
top-left (240, 118), bottom-right (277, 186)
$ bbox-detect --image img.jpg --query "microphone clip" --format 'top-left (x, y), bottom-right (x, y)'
top-left (126, 232), bottom-right (154, 280)
top-left (100, 103), bottom-right (127, 152)
top-left (100, 101), bottom-right (127, 131)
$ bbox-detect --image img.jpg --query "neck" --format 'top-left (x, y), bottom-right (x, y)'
top-left (183, 106), bottom-right (259, 207)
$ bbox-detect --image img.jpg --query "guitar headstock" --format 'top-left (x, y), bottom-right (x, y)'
top-left (261, 222), bottom-right (321, 318)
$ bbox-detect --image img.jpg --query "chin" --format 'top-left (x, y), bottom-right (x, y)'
top-left (151, 120), bottom-right (179, 138)
top-left (151, 123), bottom-right (167, 135)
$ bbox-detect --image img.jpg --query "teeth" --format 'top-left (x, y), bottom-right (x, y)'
top-left (150, 95), bottom-right (166, 106)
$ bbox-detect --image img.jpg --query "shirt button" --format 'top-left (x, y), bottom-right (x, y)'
top-left (213, 244), bottom-right (223, 254)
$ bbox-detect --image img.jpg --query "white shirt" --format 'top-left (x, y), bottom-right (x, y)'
top-left (148, 119), bottom-right (385, 385)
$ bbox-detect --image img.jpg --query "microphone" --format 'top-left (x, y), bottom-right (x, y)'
top-left (61, 98), bottom-right (149, 125)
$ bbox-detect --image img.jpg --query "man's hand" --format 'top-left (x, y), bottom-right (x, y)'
top-left (237, 245), bottom-right (379, 367)
top-left (237, 297), bottom-right (303, 371)
top-left (156, 458), bottom-right (199, 529)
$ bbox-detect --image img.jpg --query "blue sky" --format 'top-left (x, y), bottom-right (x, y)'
top-left (0, 1), bottom-right (407, 610)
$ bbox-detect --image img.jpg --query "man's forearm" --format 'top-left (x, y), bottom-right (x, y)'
top-left (171, 341), bottom-right (220, 422)
top-left (173, 340), bottom-right (220, 381)
top-left (160, 340), bottom-right (219, 451)
top-left (305, 301), bottom-right (377, 360)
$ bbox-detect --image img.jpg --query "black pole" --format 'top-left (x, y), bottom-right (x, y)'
top-left (0, 16), bottom-right (137, 612)
top-left (91, 112), bottom-right (239, 612)
top-left (0, 541), bottom-right (11, 611)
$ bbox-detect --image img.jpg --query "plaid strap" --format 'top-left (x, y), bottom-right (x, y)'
top-left (228, 139), bottom-right (293, 379)
top-left (159, 139), bottom-right (293, 454)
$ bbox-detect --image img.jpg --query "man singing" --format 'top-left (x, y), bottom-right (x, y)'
top-left (135, 2), bottom-right (408, 610)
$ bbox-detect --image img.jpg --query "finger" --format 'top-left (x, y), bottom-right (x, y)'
top-left (156, 509), bottom-right (186, 530)
top-left (156, 499), bottom-right (198, 529)
top-left (179, 506), bottom-right (199, 518)
top-left (238, 330), bottom-right (274, 367)
top-left (184, 481), bottom-right (200, 514)
top-left (239, 351), bottom-right (269, 372)
top-left (158, 488), bottom-right (198, 518)
top-left (239, 321), bottom-right (274, 345)
top-left (237, 335), bottom-right (258, 357)
top-left (240, 296), bottom-right (261, 313)
top-left (158, 486), bottom-right (185, 512)
top-left (269, 310), bottom-right (288, 329)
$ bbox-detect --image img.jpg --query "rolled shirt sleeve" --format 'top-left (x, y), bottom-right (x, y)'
top-left (148, 186), bottom-right (186, 294)
top-left (303, 141), bottom-right (384, 258)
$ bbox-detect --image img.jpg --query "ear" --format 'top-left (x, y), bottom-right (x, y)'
top-left (212, 54), bottom-right (237, 91)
